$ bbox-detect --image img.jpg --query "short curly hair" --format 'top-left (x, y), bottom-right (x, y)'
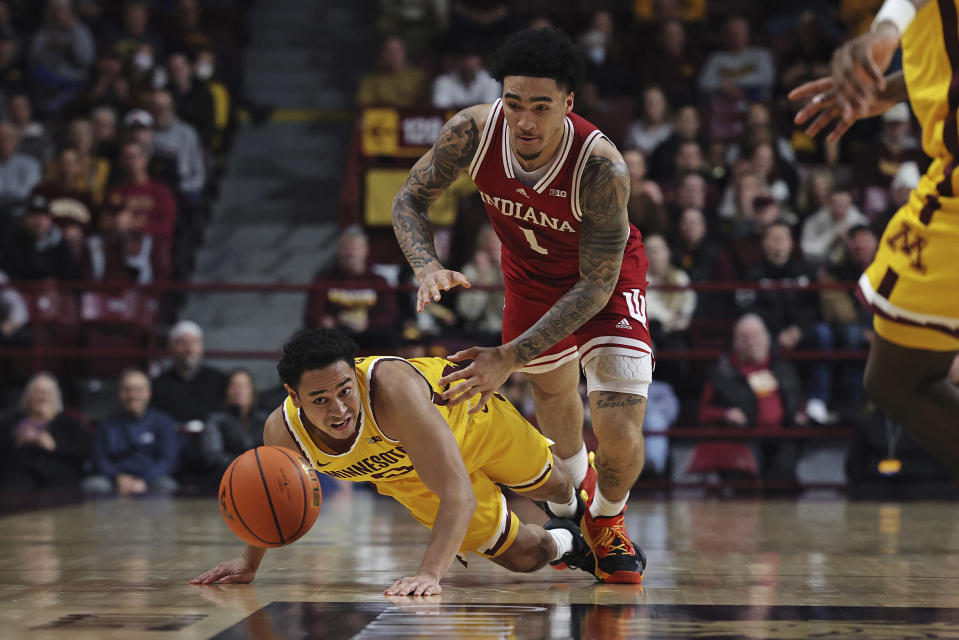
top-left (277, 328), bottom-right (357, 389)
top-left (489, 28), bottom-right (584, 95)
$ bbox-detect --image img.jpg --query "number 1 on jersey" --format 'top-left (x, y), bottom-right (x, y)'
top-left (522, 228), bottom-right (548, 255)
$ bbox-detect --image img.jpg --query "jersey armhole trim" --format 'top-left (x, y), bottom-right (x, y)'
top-left (468, 99), bottom-right (502, 180)
top-left (281, 399), bottom-right (315, 467)
top-left (571, 131), bottom-right (607, 222)
top-left (366, 356), bottom-right (433, 443)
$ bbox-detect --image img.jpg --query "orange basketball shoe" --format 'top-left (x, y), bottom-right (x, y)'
top-left (580, 506), bottom-right (646, 584)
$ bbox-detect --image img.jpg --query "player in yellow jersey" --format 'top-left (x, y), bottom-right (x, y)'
top-left (790, 0), bottom-right (959, 473)
top-left (192, 328), bottom-right (615, 596)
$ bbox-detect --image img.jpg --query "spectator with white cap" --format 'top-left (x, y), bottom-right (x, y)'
top-left (880, 160), bottom-right (921, 227)
top-left (150, 319), bottom-right (227, 426)
top-left (151, 319), bottom-right (227, 491)
top-left (116, 108), bottom-right (179, 193)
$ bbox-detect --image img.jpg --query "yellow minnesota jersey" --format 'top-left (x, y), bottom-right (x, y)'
top-left (280, 356), bottom-right (556, 557)
top-left (280, 356), bottom-right (477, 487)
top-left (858, 0), bottom-right (959, 350)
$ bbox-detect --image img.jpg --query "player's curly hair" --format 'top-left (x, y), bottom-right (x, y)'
top-left (489, 28), bottom-right (584, 95)
top-left (277, 328), bottom-right (357, 389)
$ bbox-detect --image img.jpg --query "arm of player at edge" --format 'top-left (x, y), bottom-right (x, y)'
top-left (373, 360), bottom-right (477, 597)
top-left (439, 139), bottom-right (630, 412)
top-left (788, 0), bottom-right (928, 141)
top-left (392, 105), bottom-right (492, 312)
top-left (189, 411), bottom-right (294, 585)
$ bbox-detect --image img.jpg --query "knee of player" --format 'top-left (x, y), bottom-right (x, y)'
top-left (498, 527), bottom-right (552, 573)
top-left (593, 410), bottom-right (646, 445)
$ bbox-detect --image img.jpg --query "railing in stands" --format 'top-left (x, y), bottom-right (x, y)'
top-left (0, 278), bottom-right (868, 365)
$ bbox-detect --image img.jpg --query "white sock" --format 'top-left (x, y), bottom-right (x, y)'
top-left (546, 528), bottom-right (574, 562)
top-left (589, 485), bottom-right (628, 518)
top-left (545, 489), bottom-right (578, 519)
top-left (560, 444), bottom-right (588, 488)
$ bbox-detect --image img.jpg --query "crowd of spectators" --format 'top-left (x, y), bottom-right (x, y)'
top-left (0, 0), bottom-right (258, 391)
top-left (1, 1), bottom-right (951, 492)
top-left (347, 2), bottom-right (917, 427)
top-left (342, 1), bottom-right (948, 483)
top-left (1, 320), bottom-right (283, 496)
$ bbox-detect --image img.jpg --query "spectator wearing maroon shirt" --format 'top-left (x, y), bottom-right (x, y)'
top-left (104, 139), bottom-right (177, 243)
top-left (85, 192), bottom-right (171, 284)
top-left (699, 313), bottom-right (806, 429)
top-left (304, 226), bottom-right (398, 351)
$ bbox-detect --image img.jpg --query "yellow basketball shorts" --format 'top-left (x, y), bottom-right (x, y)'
top-left (379, 394), bottom-right (555, 558)
top-left (858, 193), bottom-right (959, 351)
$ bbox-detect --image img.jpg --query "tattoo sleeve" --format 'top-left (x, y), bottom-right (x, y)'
top-left (391, 109), bottom-right (480, 275)
top-left (511, 154), bottom-right (630, 364)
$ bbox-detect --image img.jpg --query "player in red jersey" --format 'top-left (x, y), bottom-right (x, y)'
top-left (392, 28), bottom-right (649, 584)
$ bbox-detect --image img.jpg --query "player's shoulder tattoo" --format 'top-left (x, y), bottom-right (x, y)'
top-left (579, 149), bottom-right (630, 224)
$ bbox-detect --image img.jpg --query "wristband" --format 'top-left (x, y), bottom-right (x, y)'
top-left (871, 0), bottom-right (916, 36)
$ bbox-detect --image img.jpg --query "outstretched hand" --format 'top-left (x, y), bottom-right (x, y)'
top-left (190, 557), bottom-right (257, 585)
top-left (384, 573), bottom-right (442, 597)
top-left (416, 269), bottom-right (471, 312)
top-left (438, 346), bottom-right (518, 414)
top-left (788, 24), bottom-right (900, 142)
top-left (788, 77), bottom-right (894, 142)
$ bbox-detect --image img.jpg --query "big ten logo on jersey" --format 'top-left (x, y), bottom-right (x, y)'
top-left (885, 221), bottom-right (927, 273)
top-left (549, 188), bottom-right (567, 198)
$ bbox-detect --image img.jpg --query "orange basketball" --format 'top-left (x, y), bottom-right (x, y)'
top-left (218, 446), bottom-right (322, 548)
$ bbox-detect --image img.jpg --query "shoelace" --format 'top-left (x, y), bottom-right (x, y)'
top-left (590, 517), bottom-right (636, 556)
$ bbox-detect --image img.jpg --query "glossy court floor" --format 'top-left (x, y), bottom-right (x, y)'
top-left (5, 490), bottom-right (959, 639)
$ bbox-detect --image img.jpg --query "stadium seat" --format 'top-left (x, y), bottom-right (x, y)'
top-left (14, 287), bottom-right (80, 377)
top-left (80, 291), bottom-right (157, 377)
top-left (687, 441), bottom-right (760, 476)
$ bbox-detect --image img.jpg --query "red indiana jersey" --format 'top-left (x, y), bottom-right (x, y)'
top-left (468, 99), bottom-right (653, 373)
top-left (468, 98), bottom-right (648, 292)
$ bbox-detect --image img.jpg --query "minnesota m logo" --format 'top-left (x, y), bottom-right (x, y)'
top-left (885, 221), bottom-right (927, 273)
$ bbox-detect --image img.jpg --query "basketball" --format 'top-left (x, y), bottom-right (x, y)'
top-left (218, 446), bottom-right (322, 548)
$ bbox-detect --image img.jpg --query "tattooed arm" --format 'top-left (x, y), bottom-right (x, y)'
top-left (511, 138), bottom-right (630, 363)
top-left (439, 139), bottom-right (630, 411)
top-left (392, 104), bottom-right (490, 311)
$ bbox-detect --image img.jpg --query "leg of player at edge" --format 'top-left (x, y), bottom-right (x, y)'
top-left (864, 335), bottom-right (959, 474)
top-left (526, 357), bottom-right (648, 584)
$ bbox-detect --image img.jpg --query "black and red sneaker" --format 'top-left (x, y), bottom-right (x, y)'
top-left (580, 506), bottom-right (646, 584)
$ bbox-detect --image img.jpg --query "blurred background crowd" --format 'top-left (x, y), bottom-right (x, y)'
top-left (1, 0), bottom-right (956, 499)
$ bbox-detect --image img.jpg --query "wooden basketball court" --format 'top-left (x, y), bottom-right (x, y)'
top-left (5, 491), bottom-right (959, 639)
